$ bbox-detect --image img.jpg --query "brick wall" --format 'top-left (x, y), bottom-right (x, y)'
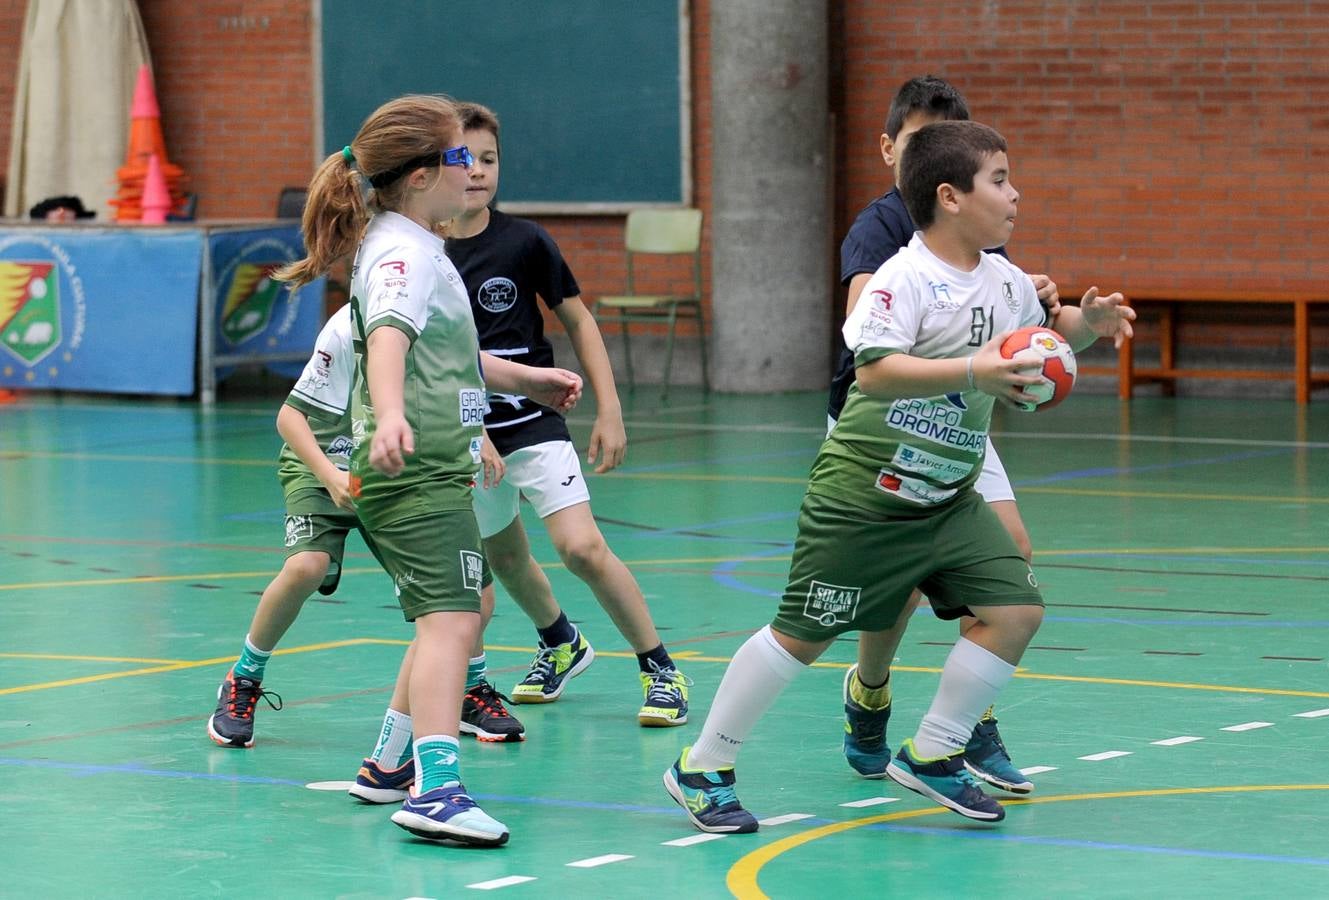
top-left (1, 1), bottom-right (1324, 372)
top-left (133, 0), bottom-right (317, 219)
top-left (836, 0), bottom-right (1329, 364)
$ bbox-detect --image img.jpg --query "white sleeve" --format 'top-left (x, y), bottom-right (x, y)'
top-left (1016, 272), bottom-right (1046, 329)
top-left (842, 264), bottom-right (923, 359)
top-left (360, 244), bottom-right (438, 341)
top-left (286, 305), bottom-right (355, 420)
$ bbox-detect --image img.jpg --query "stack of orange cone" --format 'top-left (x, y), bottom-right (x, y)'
top-left (108, 64), bottom-right (188, 222)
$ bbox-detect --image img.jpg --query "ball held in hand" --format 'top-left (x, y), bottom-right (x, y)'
top-left (999, 326), bottom-right (1077, 411)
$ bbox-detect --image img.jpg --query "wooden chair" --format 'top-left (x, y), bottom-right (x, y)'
top-left (594, 208), bottom-right (708, 397)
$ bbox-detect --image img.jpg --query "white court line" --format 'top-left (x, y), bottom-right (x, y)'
top-left (566, 854), bottom-right (633, 868)
top-left (758, 813), bottom-right (814, 826)
top-left (1019, 765), bottom-right (1058, 775)
top-left (662, 833), bottom-right (727, 847)
top-left (466, 876), bottom-right (536, 890)
top-left (1294, 708), bottom-right (1329, 718)
top-left (1079, 751), bottom-right (1133, 761)
top-left (839, 797), bottom-right (899, 808)
top-left (1152, 736), bottom-right (1204, 746)
top-left (304, 781), bottom-right (356, 791)
top-left (1222, 722), bottom-right (1275, 732)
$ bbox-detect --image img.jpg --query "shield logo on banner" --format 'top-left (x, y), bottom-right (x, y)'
top-left (0, 260), bottom-right (61, 365)
top-left (220, 262), bottom-right (284, 344)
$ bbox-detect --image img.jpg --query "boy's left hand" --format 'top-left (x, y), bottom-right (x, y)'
top-left (1079, 286), bottom-right (1136, 348)
top-left (527, 368), bottom-right (583, 413)
top-left (587, 412), bottom-right (627, 474)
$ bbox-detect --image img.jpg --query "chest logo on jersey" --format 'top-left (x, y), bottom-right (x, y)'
top-left (1002, 281), bottom-right (1019, 314)
top-left (803, 580), bottom-right (862, 628)
top-left (459, 388), bottom-right (486, 426)
top-left (476, 276), bottom-right (518, 313)
top-left (927, 281), bottom-right (960, 313)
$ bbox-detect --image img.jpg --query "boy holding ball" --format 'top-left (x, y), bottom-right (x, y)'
top-left (664, 120), bottom-right (1133, 829)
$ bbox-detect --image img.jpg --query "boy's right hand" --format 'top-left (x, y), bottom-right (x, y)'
top-left (971, 332), bottom-right (1047, 409)
top-left (320, 469), bottom-right (356, 510)
top-left (369, 411), bottom-right (414, 477)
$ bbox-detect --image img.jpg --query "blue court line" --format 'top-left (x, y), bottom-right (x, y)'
top-left (1013, 447), bottom-right (1293, 486)
top-left (866, 822), bottom-right (1329, 866)
top-left (616, 447), bottom-right (815, 475)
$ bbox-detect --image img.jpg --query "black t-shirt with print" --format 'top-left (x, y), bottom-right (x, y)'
top-left (446, 209), bottom-right (581, 455)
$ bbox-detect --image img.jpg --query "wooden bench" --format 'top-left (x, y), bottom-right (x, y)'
top-left (1074, 288), bottom-right (1329, 403)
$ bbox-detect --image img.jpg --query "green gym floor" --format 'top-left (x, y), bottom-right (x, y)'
top-left (2, 387), bottom-right (1328, 898)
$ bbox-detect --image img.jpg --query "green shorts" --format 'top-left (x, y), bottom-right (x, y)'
top-left (772, 489), bottom-right (1043, 643)
top-left (361, 509), bottom-right (486, 621)
top-left (284, 487), bottom-right (362, 596)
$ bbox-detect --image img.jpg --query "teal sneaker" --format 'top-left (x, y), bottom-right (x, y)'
top-left (663, 746), bottom-right (758, 834)
top-left (511, 630), bottom-right (594, 703)
top-left (639, 665), bottom-right (691, 727)
top-left (842, 664), bottom-right (891, 778)
top-left (886, 738), bottom-right (1005, 821)
top-left (963, 715), bottom-right (1033, 794)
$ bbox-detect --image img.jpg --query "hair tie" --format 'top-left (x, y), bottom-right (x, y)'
top-left (341, 145), bottom-right (356, 166)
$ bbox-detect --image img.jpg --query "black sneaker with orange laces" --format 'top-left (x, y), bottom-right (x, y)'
top-left (460, 678), bottom-right (526, 742)
top-left (207, 669), bottom-right (283, 748)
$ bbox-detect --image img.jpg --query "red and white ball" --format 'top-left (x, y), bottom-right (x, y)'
top-left (999, 326), bottom-right (1077, 412)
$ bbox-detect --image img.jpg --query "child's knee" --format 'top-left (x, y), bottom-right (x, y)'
top-left (556, 533), bottom-right (610, 575)
top-left (284, 551), bottom-right (331, 586)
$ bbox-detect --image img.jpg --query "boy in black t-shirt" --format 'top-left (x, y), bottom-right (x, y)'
top-left (445, 102), bottom-right (691, 729)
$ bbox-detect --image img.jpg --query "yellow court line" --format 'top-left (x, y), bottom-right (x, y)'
top-left (0, 652), bottom-right (190, 665)
top-left (7, 450), bottom-right (1323, 505)
top-left (6, 641), bottom-right (1328, 701)
top-left (727, 784), bottom-right (1329, 899)
top-left (0, 639), bottom-right (384, 696)
top-left (0, 567), bottom-right (386, 593)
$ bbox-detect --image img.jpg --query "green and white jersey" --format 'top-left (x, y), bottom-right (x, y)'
top-left (813, 232), bottom-right (1045, 515)
top-left (277, 303), bottom-right (355, 496)
top-left (348, 212), bottom-right (484, 529)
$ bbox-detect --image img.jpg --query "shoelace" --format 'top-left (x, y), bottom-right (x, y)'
top-left (228, 679), bottom-right (283, 719)
top-left (644, 668), bottom-right (690, 705)
top-left (703, 782), bottom-right (740, 809)
top-left (523, 643), bottom-right (573, 684)
top-left (469, 681), bottom-right (514, 716)
top-left (973, 719), bottom-right (1011, 760)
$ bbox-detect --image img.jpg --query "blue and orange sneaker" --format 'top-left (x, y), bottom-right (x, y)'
top-left (963, 713), bottom-right (1033, 794)
top-left (842, 664), bottom-right (891, 778)
top-left (663, 746), bottom-right (758, 834)
top-left (886, 738), bottom-right (1005, 821)
top-left (348, 758), bottom-right (416, 804)
top-left (207, 669), bottom-right (282, 749)
top-left (390, 783), bottom-right (509, 846)
top-left (511, 631), bottom-right (594, 703)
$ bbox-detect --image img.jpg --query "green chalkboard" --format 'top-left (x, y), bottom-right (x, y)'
top-left (320, 1), bottom-right (689, 211)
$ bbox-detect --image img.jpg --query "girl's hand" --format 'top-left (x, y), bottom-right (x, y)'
top-left (587, 412), bottom-right (627, 474)
top-left (369, 411), bottom-right (414, 477)
top-left (526, 368), bottom-right (583, 413)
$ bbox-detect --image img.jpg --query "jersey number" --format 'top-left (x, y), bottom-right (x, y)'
top-left (968, 306), bottom-right (995, 347)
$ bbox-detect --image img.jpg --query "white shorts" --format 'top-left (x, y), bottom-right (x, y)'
top-left (974, 437), bottom-right (1015, 503)
top-left (826, 416), bottom-right (1015, 504)
top-left (472, 440), bottom-right (591, 538)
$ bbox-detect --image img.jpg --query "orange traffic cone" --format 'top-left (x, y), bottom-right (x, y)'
top-left (141, 154), bottom-right (170, 224)
top-left (109, 64), bottom-right (187, 221)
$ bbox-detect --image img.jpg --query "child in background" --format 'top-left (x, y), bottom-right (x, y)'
top-left (443, 101), bottom-right (690, 727)
top-left (277, 94), bottom-right (581, 847)
top-left (832, 75), bottom-right (1061, 793)
top-left (665, 120), bottom-right (1133, 831)
top-left (207, 303), bottom-right (358, 749)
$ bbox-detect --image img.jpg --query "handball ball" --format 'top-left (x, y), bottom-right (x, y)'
top-left (999, 326), bottom-right (1077, 412)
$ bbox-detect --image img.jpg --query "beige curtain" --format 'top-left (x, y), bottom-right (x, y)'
top-left (4, 0), bottom-right (151, 219)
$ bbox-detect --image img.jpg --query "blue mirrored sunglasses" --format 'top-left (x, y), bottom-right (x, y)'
top-left (441, 145), bottom-right (474, 168)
